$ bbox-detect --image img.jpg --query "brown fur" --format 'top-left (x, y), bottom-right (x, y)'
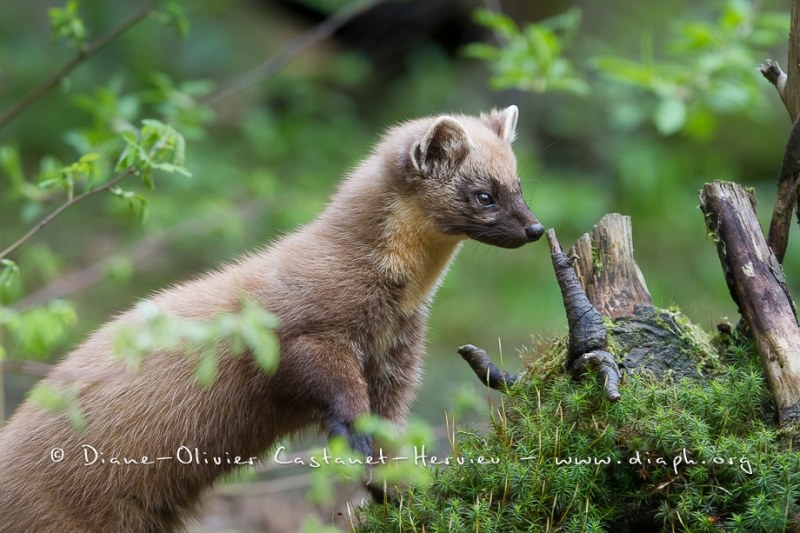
top-left (0, 107), bottom-right (542, 532)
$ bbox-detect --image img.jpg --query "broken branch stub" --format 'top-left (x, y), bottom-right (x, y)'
top-left (569, 213), bottom-right (653, 319)
top-left (547, 229), bottom-right (621, 402)
top-left (700, 180), bottom-right (800, 426)
top-left (457, 344), bottom-right (519, 391)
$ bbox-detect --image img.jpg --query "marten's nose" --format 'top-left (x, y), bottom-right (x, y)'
top-left (525, 223), bottom-right (545, 242)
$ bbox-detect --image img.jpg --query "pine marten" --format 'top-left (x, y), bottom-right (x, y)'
top-left (0, 106), bottom-right (544, 532)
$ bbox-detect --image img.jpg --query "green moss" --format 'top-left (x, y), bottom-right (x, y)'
top-left (357, 340), bottom-right (800, 532)
top-left (592, 246), bottom-right (603, 274)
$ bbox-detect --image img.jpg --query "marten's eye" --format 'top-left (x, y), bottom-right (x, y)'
top-left (475, 192), bottom-right (495, 207)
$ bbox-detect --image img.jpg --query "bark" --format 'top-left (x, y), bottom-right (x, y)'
top-left (700, 180), bottom-right (800, 426)
top-left (788, 0), bottom-right (800, 120)
top-left (569, 213), bottom-right (653, 319)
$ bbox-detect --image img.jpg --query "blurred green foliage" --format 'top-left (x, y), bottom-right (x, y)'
top-left (464, 8), bottom-right (587, 95)
top-left (48, 0), bottom-right (88, 48)
top-left (592, 0), bottom-right (789, 135)
top-left (113, 298), bottom-right (279, 385)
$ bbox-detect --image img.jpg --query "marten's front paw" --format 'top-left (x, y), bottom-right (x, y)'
top-left (366, 482), bottom-right (399, 505)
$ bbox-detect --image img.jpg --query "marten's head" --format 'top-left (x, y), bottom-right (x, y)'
top-left (406, 105), bottom-right (544, 249)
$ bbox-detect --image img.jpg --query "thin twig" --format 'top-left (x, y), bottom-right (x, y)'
top-left (0, 359), bottom-right (54, 378)
top-left (0, 167), bottom-right (137, 261)
top-left (0, 0), bottom-right (158, 131)
top-left (204, 0), bottom-right (390, 105)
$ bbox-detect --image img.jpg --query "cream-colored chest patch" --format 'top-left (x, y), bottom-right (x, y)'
top-left (377, 198), bottom-right (463, 317)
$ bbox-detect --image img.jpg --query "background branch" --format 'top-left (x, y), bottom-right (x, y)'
top-left (767, 113), bottom-right (800, 263)
top-left (204, 0), bottom-right (391, 105)
top-left (0, 167), bottom-right (136, 261)
top-left (12, 200), bottom-right (262, 311)
top-left (760, 0), bottom-right (800, 263)
top-left (0, 0), bottom-right (158, 131)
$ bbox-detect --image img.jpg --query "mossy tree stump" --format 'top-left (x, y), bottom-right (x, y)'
top-left (568, 213), bottom-right (717, 383)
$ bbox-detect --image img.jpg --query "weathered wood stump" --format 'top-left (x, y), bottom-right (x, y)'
top-left (570, 213), bottom-right (652, 319)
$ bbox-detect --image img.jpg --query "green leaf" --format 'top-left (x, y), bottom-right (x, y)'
top-left (141, 169), bottom-right (155, 190)
top-left (120, 129), bottom-right (139, 146)
top-left (251, 328), bottom-right (279, 372)
top-left (0, 145), bottom-right (24, 188)
top-left (677, 23), bottom-right (716, 50)
top-left (141, 118), bottom-right (165, 129)
top-left (68, 405), bottom-right (86, 432)
top-left (721, 0), bottom-right (751, 31)
top-left (461, 43), bottom-right (501, 62)
top-left (655, 97), bottom-right (686, 135)
top-left (116, 145), bottom-right (137, 171)
top-left (473, 9), bottom-right (519, 41)
top-left (594, 56), bottom-right (656, 88)
top-left (0, 260), bottom-right (20, 288)
top-left (29, 382), bottom-right (68, 412)
top-left (194, 350), bottom-right (219, 387)
top-left (48, 0), bottom-right (87, 47)
top-left (152, 1), bottom-right (191, 39)
top-left (527, 26), bottom-right (557, 66)
top-left (28, 382), bottom-right (85, 431)
top-left (110, 187), bottom-right (149, 222)
top-left (79, 152), bottom-right (101, 163)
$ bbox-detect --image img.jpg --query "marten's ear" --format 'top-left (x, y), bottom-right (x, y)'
top-left (483, 105), bottom-right (519, 142)
top-left (411, 116), bottom-right (473, 178)
top-left (499, 105), bottom-right (518, 142)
